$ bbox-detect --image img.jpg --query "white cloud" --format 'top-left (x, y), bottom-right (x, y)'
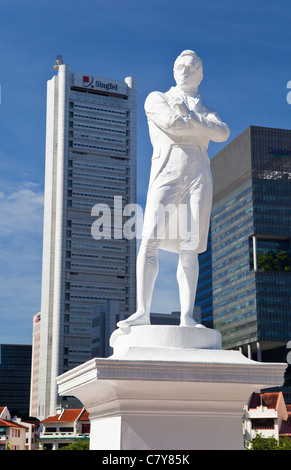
top-left (0, 242), bottom-right (42, 343)
top-left (0, 183), bottom-right (44, 343)
top-left (0, 184), bottom-right (44, 237)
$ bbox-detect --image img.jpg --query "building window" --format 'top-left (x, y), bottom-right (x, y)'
top-left (60, 427), bottom-right (73, 432)
top-left (82, 423), bottom-right (90, 433)
top-left (58, 443), bottom-right (68, 449)
top-left (250, 237), bottom-right (291, 272)
top-left (45, 427), bottom-right (57, 432)
top-left (251, 418), bottom-right (275, 430)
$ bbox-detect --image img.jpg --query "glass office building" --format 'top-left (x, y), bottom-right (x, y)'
top-left (196, 126), bottom-right (291, 362)
top-left (0, 344), bottom-right (32, 415)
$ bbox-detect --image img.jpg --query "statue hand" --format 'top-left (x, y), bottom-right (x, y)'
top-left (172, 101), bottom-right (189, 117)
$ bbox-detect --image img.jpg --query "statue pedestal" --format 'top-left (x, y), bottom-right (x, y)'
top-left (57, 326), bottom-right (287, 450)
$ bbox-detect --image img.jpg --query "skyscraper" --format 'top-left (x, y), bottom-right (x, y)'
top-left (197, 126), bottom-right (291, 363)
top-left (29, 313), bottom-right (41, 417)
top-left (35, 61), bottom-right (136, 420)
top-left (0, 344), bottom-right (32, 415)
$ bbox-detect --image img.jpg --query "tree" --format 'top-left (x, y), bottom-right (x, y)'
top-left (278, 436), bottom-right (291, 450)
top-left (246, 432), bottom-right (291, 450)
top-left (246, 432), bottom-right (278, 450)
top-left (58, 439), bottom-right (89, 450)
top-left (257, 249), bottom-right (291, 272)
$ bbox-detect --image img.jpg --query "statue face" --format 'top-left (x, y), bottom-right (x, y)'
top-left (174, 55), bottom-right (203, 93)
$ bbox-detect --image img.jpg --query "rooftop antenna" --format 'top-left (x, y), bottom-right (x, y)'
top-left (53, 55), bottom-right (63, 70)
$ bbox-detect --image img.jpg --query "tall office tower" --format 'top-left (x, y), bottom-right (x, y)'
top-left (36, 61), bottom-right (136, 420)
top-left (196, 126), bottom-right (291, 362)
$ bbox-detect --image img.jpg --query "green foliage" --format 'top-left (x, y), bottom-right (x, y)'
top-left (278, 436), bottom-right (291, 450)
top-left (247, 433), bottom-right (278, 450)
top-left (257, 250), bottom-right (291, 272)
top-left (246, 432), bottom-right (291, 450)
top-left (57, 439), bottom-right (90, 450)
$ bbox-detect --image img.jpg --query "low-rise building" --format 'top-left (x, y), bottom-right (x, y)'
top-left (13, 417), bottom-right (39, 450)
top-left (0, 406), bottom-right (40, 450)
top-left (243, 391), bottom-right (291, 445)
top-left (39, 408), bottom-right (90, 450)
top-left (0, 407), bottom-right (28, 450)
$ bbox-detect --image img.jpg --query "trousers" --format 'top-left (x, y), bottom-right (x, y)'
top-left (136, 238), bottom-right (199, 322)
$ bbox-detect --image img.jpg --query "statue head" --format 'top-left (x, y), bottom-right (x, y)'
top-left (173, 50), bottom-right (203, 93)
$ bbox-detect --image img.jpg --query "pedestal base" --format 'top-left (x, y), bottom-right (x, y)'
top-left (57, 326), bottom-right (287, 450)
top-left (109, 324), bottom-right (222, 359)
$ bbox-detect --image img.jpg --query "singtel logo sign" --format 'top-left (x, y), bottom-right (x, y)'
top-left (83, 75), bottom-right (118, 91)
top-left (268, 146), bottom-right (291, 157)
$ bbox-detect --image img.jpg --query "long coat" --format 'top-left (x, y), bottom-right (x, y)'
top-left (143, 86), bottom-right (230, 254)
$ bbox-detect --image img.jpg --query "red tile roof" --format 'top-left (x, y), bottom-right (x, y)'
top-left (41, 409), bottom-right (89, 423)
top-left (80, 410), bottom-right (89, 421)
top-left (0, 419), bottom-right (27, 429)
top-left (248, 392), bottom-right (281, 410)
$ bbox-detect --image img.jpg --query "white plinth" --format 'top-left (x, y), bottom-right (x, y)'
top-left (57, 326), bottom-right (287, 450)
top-left (109, 324), bottom-right (222, 359)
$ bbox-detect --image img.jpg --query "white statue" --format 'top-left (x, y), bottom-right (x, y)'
top-left (117, 50), bottom-right (230, 332)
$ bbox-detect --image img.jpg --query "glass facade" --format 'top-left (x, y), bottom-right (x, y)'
top-left (252, 127), bottom-right (291, 347)
top-left (197, 126), bottom-right (291, 356)
top-left (210, 179), bottom-right (257, 349)
top-left (197, 233), bottom-right (213, 328)
top-left (0, 344), bottom-right (32, 415)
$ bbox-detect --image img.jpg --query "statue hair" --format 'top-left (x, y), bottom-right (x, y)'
top-left (173, 50), bottom-right (202, 70)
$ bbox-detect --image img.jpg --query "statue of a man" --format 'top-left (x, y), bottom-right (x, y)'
top-left (117, 50), bottom-right (230, 331)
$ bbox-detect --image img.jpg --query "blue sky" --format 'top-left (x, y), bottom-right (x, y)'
top-left (0, 0), bottom-right (291, 345)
